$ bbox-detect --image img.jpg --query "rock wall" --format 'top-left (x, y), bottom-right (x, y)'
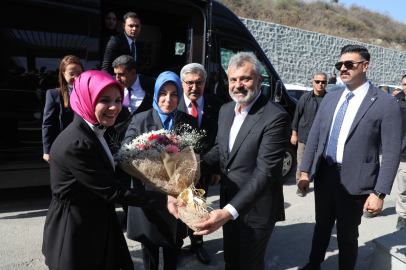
top-left (240, 18), bottom-right (406, 87)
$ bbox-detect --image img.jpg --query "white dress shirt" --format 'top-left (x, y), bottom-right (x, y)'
top-left (124, 75), bottom-right (145, 114)
top-left (124, 32), bottom-right (137, 62)
top-left (183, 93), bottom-right (204, 127)
top-left (84, 119), bottom-right (115, 170)
top-left (224, 91), bottom-right (262, 220)
top-left (324, 80), bottom-right (370, 164)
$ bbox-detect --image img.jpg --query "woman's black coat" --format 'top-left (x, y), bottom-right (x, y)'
top-left (122, 108), bottom-right (198, 248)
top-left (42, 114), bottom-right (167, 270)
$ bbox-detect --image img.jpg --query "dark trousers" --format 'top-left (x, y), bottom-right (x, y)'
top-left (141, 239), bottom-right (183, 270)
top-left (309, 158), bottom-right (368, 270)
top-left (223, 217), bottom-right (275, 270)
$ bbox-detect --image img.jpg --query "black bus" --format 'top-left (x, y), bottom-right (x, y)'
top-left (0, 0), bottom-right (297, 188)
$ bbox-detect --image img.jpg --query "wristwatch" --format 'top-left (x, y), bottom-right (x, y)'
top-left (373, 190), bottom-right (386, 199)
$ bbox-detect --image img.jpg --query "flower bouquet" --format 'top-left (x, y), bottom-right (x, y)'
top-left (115, 124), bottom-right (210, 230)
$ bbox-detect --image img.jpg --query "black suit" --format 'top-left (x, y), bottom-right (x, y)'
top-left (201, 94), bottom-right (290, 269)
top-left (42, 114), bottom-right (167, 270)
top-left (102, 33), bottom-right (141, 75)
top-left (42, 88), bottom-right (74, 154)
top-left (122, 109), bottom-right (198, 270)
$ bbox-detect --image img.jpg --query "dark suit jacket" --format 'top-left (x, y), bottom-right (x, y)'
top-left (42, 114), bottom-right (167, 270)
top-left (202, 94), bottom-right (290, 227)
top-left (42, 88), bottom-right (74, 153)
top-left (101, 33), bottom-right (141, 75)
top-left (300, 83), bottom-right (402, 195)
top-left (105, 75), bottom-right (156, 147)
top-left (178, 93), bottom-right (224, 154)
top-left (122, 109), bottom-right (198, 248)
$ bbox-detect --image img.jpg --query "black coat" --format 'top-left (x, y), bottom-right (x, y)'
top-left (42, 114), bottom-right (167, 270)
top-left (42, 88), bottom-right (74, 153)
top-left (202, 94), bottom-right (290, 224)
top-left (101, 33), bottom-right (141, 75)
top-left (122, 109), bottom-right (198, 248)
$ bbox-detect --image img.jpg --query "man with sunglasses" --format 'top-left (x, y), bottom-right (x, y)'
top-left (394, 74), bottom-right (406, 231)
top-left (178, 63), bottom-right (224, 264)
top-left (291, 73), bottom-right (328, 197)
top-left (297, 44), bottom-right (402, 270)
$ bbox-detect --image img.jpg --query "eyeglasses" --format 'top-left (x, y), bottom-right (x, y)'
top-left (314, 80), bottom-right (327, 84)
top-left (334, 61), bottom-right (365, 71)
top-left (182, 80), bottom-right (205, 87)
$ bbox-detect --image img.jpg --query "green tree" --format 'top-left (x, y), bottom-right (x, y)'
top-left (331, 0), bottom-right (339, 3)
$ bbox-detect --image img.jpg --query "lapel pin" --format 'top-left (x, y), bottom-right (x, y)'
top-left (371, 98), bottom-right (375, 101)
top-left (208, 105), bottom-right (211, 108)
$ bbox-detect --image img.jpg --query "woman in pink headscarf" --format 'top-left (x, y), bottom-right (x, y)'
top-left (41, 71), bottom-right (181, 270)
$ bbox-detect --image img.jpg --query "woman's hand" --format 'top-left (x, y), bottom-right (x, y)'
top-left (43, 154), bottom-right (50, 164)
top-left (166, 195), bottom-right (184, 219)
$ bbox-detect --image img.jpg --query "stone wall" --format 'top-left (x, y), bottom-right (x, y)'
top-left (240, 18), bottom-right (406, 87)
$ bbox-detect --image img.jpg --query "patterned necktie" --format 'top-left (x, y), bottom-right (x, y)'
top-left (131, 42), bottom-right (135, 60)
top-left (325, 91), bottom-right (355, 165)
top-left (190, 101), bottom-right (198, 118)
top-left (122, 87), bottom-right (132, 112)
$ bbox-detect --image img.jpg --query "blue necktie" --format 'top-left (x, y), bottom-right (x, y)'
top-left (325, 92), bottom-right (355, 165)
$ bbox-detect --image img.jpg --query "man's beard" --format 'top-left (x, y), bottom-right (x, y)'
top-left (229, 86), bottom-right (258, 105)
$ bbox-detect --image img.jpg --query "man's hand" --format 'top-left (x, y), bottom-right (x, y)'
top-left (297, 172), bottom-right (310, 194)
top-left (210, 174), bottom-right (221, 186)
top-left (43, 154), bottom-right (50, 164)
top-left (363, 193), bottom-right (384, 215)
top-left (290, 134), bottom-right (298, 146)
top-left (193, 209), bottom-right (233, 235)
top-left (166, 195), bottom-right (184, 219)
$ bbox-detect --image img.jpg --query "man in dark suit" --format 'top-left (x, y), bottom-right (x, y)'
top-left (177, 63), bottom-right (224, 264)
top-left (297, 45), bottom-right (402, 270)
top-left (194, 52), bottom-right (291, 269)
top-left (102, 12), bottom-right (142, 75)
top-left (105, 55), bottom-right (155, 228)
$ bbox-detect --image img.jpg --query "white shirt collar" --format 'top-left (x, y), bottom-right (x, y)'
top-left (129, 75), bottom-right (141, 91)
top-left (234, 91), bottom-right (262, 116)
top-left (84, 119), bottom-right (105, 139)
top-left (343, 80), bottom-right (370, 97)
top-left (183, 93), bottom-right (204, 108)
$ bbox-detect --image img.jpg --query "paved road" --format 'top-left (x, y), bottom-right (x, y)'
top-left (0, 174), bottom-right (401, 269)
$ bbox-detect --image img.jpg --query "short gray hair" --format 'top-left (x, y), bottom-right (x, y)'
top-left (228, 52), bottom-right (261, 79)
top-left (180, 63), bottom-right (207, 81)
top-left (313, 72), bottom-right (328, 80)
top-left (112, 55), bottom-right (137, 72)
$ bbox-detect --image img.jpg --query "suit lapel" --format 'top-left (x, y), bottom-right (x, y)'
top-left (75, 115), bottom-right (115, 174)
top-left (200, 94), bottom-right (211, 131)
top-left (178, 95), bottom-right (186, 113)
top-left (151, 109), bottom-right (164, 130)
top-left (226, 95), bottom-right (265, 166)
top-left (320, 89), bottom-right (344, 143)
top-left (346, 85), bottom-right (378, 139)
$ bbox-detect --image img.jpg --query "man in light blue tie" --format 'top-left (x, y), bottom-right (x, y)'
top-left (297, 45), bottom-right (402, 270)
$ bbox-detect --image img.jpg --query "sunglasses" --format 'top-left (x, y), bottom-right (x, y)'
top-left (335, 61), bottom-right (365, 71)
top-left (314, 80), bottom-right (326, 84)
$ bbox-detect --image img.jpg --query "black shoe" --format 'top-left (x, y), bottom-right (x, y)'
top-left (299, 262), bottom-right (321, 270)
top-left (396, 216), bottom-right (406, 231)
top-left (189, 246), bottom-right (211, 264)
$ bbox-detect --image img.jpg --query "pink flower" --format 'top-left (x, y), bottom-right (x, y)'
top-left (139, 144), bottom-right (148, 151)
top-left (164, 145), bottom-right (180, 154)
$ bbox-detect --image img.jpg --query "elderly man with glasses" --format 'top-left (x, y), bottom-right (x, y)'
top-left (178, 63), bottom-right (224, 264)
top-left (291, 73), bottom-right (328, 197)
top-left (297, 44), bottom-right (402, 270)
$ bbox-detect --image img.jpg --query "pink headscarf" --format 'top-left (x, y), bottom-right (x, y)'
top-left (70, 70), bottom-right (124, 124)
